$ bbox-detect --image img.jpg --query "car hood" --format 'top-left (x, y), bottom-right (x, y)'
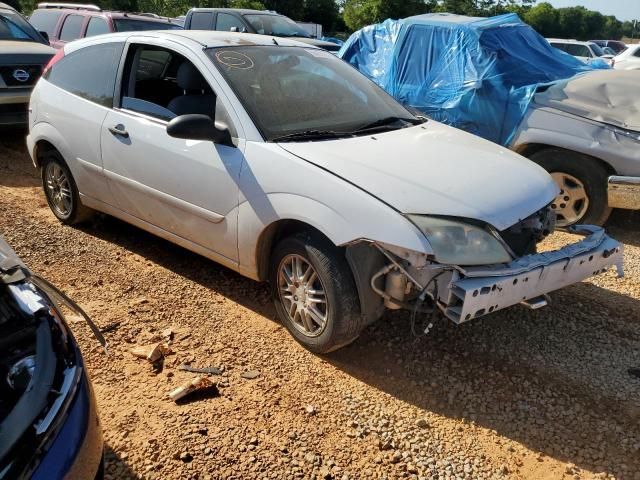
top-left (284, 36), bottom-right (341, 51)
top-left (279, 122), bottom-right (558, 231)
top-left (534, 70), bottom-right (640, 132)
top-left (0, 40), bottom-right (55, 64)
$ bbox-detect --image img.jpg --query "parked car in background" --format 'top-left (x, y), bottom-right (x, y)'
top-left (590, 39), bottom-right (627, 54)
top-left (613, 43), bottom-right (640, 70)
top-left (511, 70), bottom-right (640, 226)
top-left (26, 30), bottom-right (623, 353)
top-left (341, 14), bottom-right (640, 226)
top-left (183, 8), bottom-right (341, 51)
top-left (29, 2), bottom-right (181, 49)
top-left (547, 39), bottom-right (613, 68)
top-left (0, 236), bottom-right (104, 479)
top-left (0, 2), bottom-right (55, 126)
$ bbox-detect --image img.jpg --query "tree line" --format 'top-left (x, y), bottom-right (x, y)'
top-left (9, 0), bottom-right (637, 40)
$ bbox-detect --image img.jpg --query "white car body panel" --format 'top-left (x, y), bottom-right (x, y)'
top-left (280, 122), bottom-right (558, 231)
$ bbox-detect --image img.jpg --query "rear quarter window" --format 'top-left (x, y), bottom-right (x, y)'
top-left (189, 12), bottom-right (214, 30)
top-left (29, 10), bottom-right (62, 38)
top-left (59, 14), bottom-right (84, 42)
top-left (44, 42), bottom-right (124, 107)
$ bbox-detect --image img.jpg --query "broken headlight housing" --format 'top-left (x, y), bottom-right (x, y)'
top-left (407, 216), bottom-right (512, 266)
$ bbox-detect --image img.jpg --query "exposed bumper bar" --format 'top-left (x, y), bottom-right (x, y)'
top-left (440, 225), bottom-right (623, 323)
top-left (608, 175), bottom-right (640, 210)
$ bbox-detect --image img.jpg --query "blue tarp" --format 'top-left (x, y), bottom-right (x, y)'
top-left (339, 13), bottom-right (598, 146)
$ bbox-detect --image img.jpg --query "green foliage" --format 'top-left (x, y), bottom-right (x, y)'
top-left (343, 0), bottom-right (436, 31)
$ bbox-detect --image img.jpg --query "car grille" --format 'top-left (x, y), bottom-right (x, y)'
top-left (0, 65), bottom-right (43, 88)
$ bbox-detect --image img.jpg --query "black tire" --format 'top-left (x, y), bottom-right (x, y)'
top-left (41, 150), bottom-right (94, 225)
top-left (270, 231), bottom-right (364, 354)
top-left (529, 148), bottom-right (612, 226)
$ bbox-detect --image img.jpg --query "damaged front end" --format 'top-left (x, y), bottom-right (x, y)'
top-left (346, 208), bottom-right (623, 326)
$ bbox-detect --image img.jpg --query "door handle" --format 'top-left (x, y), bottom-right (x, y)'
top-left (108, 124), bottom-right (129, 138)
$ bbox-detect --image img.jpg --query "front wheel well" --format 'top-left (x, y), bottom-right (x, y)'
top-left (515, 144), bottom-right (617, 176)
top-left (255, 220), bottom-right (336, 282)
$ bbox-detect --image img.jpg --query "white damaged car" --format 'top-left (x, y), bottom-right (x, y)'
top-left (27, 31), bottom-right (624, 352)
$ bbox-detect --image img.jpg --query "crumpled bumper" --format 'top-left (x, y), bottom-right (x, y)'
top-left (440, 225), bottom-right (623, 323)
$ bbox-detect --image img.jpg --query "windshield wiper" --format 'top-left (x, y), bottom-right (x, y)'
top-left (351, 116), bottom-right (422, 134)
top-left (271, 129), bottom-right (354, 143)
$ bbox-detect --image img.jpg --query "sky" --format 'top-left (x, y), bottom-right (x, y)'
top-left (545, 0), bottom-right (639, 21)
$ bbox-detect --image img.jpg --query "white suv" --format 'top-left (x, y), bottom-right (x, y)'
top-left (547, 38), bottom-right (614, 67)
top-left (27, 31), bottom-right (623, 352)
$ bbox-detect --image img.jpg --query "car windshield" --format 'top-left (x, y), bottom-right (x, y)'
top-left (0, 10), bottom-right (42, 42)
top-left (113, 18), bottom-right (182, 32)
top-left (589, 42), bottom-right (606, 56)
top-left (244, 14), bottom-right (310, 38)
top-left (208, 46), bottom-right (418, 141)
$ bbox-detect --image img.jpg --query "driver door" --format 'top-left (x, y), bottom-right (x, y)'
top-left (100, 40), bottom-right (244, 264)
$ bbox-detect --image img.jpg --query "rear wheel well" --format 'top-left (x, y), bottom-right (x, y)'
top-left (33, 140), bottom-right (60, 169)
top-left (256, 220), bottom-right (336, 282)
top-left (515, 144), bottom-right (617, 176)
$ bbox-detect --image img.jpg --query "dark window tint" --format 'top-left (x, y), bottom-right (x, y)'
top-left (215, 13), bottom-right (244, 32)
top-left (634, 48), bottom-right (640, 58)
top-left (86, 17), bottom-right (109, 37)
top-left (59, 14), bottom-right (83, 41)
top-left (28, 9), bottom-right (61, 37)
top-left (45, 42), bottom-right (124, 107)
top-left (113, 18), bottom-right (180, 32)
top-left (564, 43), bottom-right (591, 57)
top-left (190, 12), bottom-right (213, 30)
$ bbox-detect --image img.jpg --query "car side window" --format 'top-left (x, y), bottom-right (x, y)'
top-left (28, 10), bottom-right (61, 38)
top-left (44, 42), bottom-right (124, 107)
top-left (634, 48), bottom-right (640, 58)
top-left (85, 17), bottom-right (109, 37)
top-left (120, 44), bottom-right (237, 137)
top-left (564, 44), bottom-right (590, 57)
top-left (59, 14), bottom-right (84, 42)
top-left (190, 12), bottom-right (214, 30)
top-left (215, 13), bottom-right (244, 32)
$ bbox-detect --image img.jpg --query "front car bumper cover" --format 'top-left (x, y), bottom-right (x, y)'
top-left (440, 225), bottom-right (623, 323)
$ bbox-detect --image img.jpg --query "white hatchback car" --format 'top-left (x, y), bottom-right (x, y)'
top-left (27, 31), bottom-right (623, 352)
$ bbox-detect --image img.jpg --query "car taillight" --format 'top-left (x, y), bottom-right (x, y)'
top-left (42, 49), bottom-right (64, 76)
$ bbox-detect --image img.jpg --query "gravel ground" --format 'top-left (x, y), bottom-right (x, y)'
top-left (1, 133), bottom-right (639, 480)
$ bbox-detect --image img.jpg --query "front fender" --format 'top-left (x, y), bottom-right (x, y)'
top-left (236, 193), bottom-right (432, 280)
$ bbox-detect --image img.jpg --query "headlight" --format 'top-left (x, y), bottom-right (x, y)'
top-left (407, 216), bottom-right (512, 265)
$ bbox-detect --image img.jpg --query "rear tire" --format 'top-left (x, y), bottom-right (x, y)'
top-left (41, 151), bottom-right (94, 225)
top-left (529, 148), bottom-right (612, 226)
top-left (270, 231), bottom-right (364, 354)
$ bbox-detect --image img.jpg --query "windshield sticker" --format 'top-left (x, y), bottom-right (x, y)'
top-left (215, 51), bottom-right (255, 70)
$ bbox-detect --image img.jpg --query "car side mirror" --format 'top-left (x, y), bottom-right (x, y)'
top-left (39, 31), bottom-right (50, 44)
top-left (230, 26), bottom-right (238, 32)
top-left (166, 114), bottom-right (234, 147)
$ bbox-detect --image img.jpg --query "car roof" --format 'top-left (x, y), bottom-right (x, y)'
top-left (65, 30), bottom-right (319, 51)
top-left (0, 2), bottom-right (16, 11)
top-left (547, 39), bottom-right (592, 45)
top-left (188, 8), bottom-right (278, 16)
top-left (33, 4), bottom-right (174, 23)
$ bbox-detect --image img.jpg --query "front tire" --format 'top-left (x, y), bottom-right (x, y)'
top-left (41, 151), bottom-right (94, 225)
top-left (270, 232), bottom-right (364, 354)
top-left (529, 148), bottom-right (612, 226)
